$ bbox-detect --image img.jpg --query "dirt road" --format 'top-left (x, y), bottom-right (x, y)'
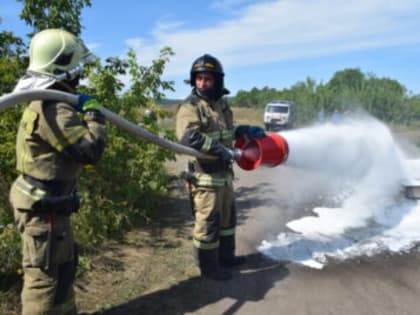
top-left (80, 153), bottom-right (420, 315)
top-left (212, 165), bottom-right (420, 315)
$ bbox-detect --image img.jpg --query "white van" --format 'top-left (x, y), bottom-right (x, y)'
top-left (263, 100), bottom-right (295, 131)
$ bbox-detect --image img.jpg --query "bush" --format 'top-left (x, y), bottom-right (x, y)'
top-left (0, 48), bottom-right (176, 273)
top-left (0, 225), bottom-right (21, 275)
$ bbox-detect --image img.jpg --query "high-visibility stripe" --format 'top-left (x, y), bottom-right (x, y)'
top-left (86, 122), bottom-right (105, 137)
top-left (193, 238), bottom-right (219, 250)
top-left (193, 173), bottom-right (227, 187)
top-left (50, 126), bottom-right (87, 152)
top-left (201, 135), bottom-right (213, 152)
top-left (220, 228), bottom-right (235, 236)
top-left (19, 141), bottom-right (28, 174)
top-left (50, 137), bottom-right (64, 152)
top-left (206, 129), bottom-right (234, 141)
top-left (14, 176), bottom-right (47, 201)
top-left (65, 126), bottom-right (88, 145)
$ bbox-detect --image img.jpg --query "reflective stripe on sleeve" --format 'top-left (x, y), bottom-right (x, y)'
top-left (201, 135), bottom-right (213, 152)
top-left (50, 126), bottom-right (88, 152)
top-left (206, 129), bottom-right (234, 141)
top-left (86, 121), bottom-right (105, 137)
top-left (65, 126), bottom-right (88, 145)
top-left (14, 176), bottom-right (47, 201)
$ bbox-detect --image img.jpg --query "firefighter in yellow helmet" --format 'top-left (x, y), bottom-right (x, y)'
top-left (9, 29), bottom-right (107, 315)
top-left (176, 54), bottom-right (265, 280)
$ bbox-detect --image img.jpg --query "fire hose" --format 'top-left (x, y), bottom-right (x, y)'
top-left (0, 89), bottom-right (216, 160)
top-left (0, 89), bottom-right (290, 170)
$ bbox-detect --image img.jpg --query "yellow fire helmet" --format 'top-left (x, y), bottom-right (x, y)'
top-left (14, 29), bottom-right (97, 91)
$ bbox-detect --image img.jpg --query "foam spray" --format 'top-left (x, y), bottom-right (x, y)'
top-left (258, 114), bottom-right (420, 269)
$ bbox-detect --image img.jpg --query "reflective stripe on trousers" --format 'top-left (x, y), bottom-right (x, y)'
top-left (191, 175), bottom-right (236, 247)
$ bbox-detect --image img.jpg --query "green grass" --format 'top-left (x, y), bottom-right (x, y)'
top-left (232, 107), bottom-right (265, 127)
top-left (157, 105), bottom-right (265, 131)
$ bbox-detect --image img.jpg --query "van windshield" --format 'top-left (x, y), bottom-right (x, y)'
top-left (267, 105), bottom-right (289, 113)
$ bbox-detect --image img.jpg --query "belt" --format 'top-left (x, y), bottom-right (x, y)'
top-left (189, 160), bottom-right (232, 174)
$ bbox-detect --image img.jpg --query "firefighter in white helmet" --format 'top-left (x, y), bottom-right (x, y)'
top-left (10, 29), bottom-right (107, 315)
top-left (176, 54), bottom-right (265, 280)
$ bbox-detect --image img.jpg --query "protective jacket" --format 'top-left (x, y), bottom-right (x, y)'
top-left (176, 91), bottom-right (234, 185)
top-left (17, 100), bottom-right (106, 180)
top-left (11, 100), bottom-right (106, 226)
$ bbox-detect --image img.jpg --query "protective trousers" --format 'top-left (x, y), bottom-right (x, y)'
top-left (19, 214), bottom-right (78, 315)
top-left (191, 177), bottom-right (237, 270)
top-left (22, 261), bottom-right (77, 315)
top-left (20, 226), bottom-right (78, 315)
top-left (11, 181), bottom-right (78, 315)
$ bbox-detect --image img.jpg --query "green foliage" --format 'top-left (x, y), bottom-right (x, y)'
top-left (17, 0), bottom-right (92, 36)
top-left (73, 49), bottom-right (176, 249)
top-left (0, 8), bottom-right (176, 276)
top-left (0, 29), bottom-right (27, 94)
top-left (0, 88), bottom-right (25, 244)
top-left (0, 57), bottom-right (26, 94)
top-left (0, 31), bottom-right (25, 57)
top-left (0, 14), bottom-right (28, 279)
top-left (327, 68), bottom-right (365, 92)
top-left (0, 225), bottom-right (21, 275)
top-left (0, 107), bottom-right (21, 225)
top-left (230, 68), bottom-right (420, 126)
top-left (125, 47), bottom-right (175, 102)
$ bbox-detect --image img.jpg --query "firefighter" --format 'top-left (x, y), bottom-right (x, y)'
top-left (176, 54), bottom-right (265, 281)
top-left (9, 29), bottom-right (107, 315)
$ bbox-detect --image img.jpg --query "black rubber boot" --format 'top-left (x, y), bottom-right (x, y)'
top-left (194, 247), bottom-right (232, 281)
top-left (219, 235), bottom-right (246, 267)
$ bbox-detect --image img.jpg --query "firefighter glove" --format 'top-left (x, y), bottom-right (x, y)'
top-left (219, 147), bottom-right (234, 163)
top-left (209, 142), bottom-right (233, 163)
top-left (234, 125), bottom-right (265, 138)
top-left (77, 94), bottom-right (101, 112)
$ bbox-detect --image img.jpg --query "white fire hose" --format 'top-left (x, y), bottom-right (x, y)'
top-left (0, 89), bottom-right (217, 160)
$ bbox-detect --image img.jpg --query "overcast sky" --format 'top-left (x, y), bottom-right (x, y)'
top-left (2, 0), bottom-right (420, 98)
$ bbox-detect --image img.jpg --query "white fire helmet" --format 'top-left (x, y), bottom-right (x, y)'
top-left (14, 28), bottom-right (98, 92)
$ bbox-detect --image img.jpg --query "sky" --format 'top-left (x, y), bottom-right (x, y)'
top-left (1, 0), bottom-right (420, 99)
top-left (259, 116), bottom-right (420, 269)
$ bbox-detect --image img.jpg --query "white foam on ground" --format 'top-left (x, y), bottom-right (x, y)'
top-left (258, 115), bottom-right (420, 269)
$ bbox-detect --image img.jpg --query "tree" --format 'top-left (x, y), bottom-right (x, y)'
top-left (0, 21), bottom-right (26, 216)
top-left (0, 25), bottom-right (27, 94)
top-left (0, 20), bottom-right (26, 281)
top-left (18, 0), bottom-right (92, 36)
top-left (228, 68), bottom-right (419, 126)
top-left (327, 68), bottom-right (365, 92)
top-left (362, 75), bottom-right (406, 122)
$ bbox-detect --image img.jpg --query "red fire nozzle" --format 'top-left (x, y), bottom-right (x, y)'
top-left (234, 132), bottom-right (289, 171)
